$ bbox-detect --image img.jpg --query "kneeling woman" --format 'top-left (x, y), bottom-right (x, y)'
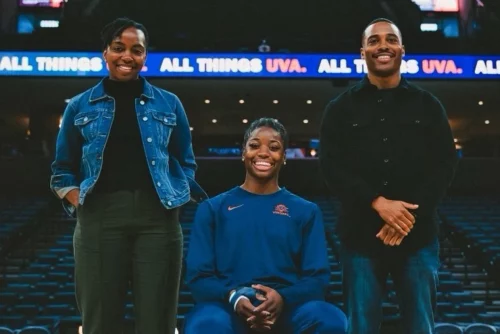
top-left (184, 118), bottom-right (347, 333)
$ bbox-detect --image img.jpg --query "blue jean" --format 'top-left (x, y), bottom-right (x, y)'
top-left (340, 238), bottom-right (440, 334)
top-left (183, 301), bottom-right (347, 334)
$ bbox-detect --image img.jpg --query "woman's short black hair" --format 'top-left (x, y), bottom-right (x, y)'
top-left (100, 17), bottom-right (149, 51)
top-left (243, 118), bottom-right (289, 150)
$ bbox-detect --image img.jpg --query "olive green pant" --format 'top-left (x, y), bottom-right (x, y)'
top-left (73, 189), bottom-right (183, 334)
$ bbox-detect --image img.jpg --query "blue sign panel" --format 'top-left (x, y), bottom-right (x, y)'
top-left (0, 51), bottom-right (499, 79)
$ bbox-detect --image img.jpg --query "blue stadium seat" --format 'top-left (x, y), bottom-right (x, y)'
top-left (437, 302), bottom-right (455, 313)
top-left (477, 313), bottom-right (500, 324)
top-left (43, 303), bottom-right (76, 316)
top-left (27, 264), bottom-right (52, 274)
top-left (382, 302), bottom-right (399, 316)
top-left (464, 323), bottom-right (497, 333)
top-left (3, 195), bottom-right (500, 332)
top-left (6, 283), bottom-right (32, 293)
top-left (23, 292), bottom-right (50, 305)
top-left (30, 316), bottom-right (59, 328)
top-left (55, 239), bottom-right (73, 248)
top-left (59, 283), bottom-right (75, 293)
top-left (448, 292), bottom-right (474, 303)
top-left (328, 290), bottom-right (343, 304)
top-left (0, 327), bottom-right (14, 334)
top-left (440, 280), bottom-right (464, 292)
top-left (0, 316), bottom-right (25, 329)
top-left (34, 282), bottom-right (59, 293)
top-left (53, 291), bottom-right (76, 304)
top-left (48, 247), bottom-right (71, 256)
top-left (13, 304), bottom-right (41, 317)
top-left (124, 303), bottom-right (133, 317)
top-left (46, 271), bottom-right (71, 283)
top-left (18, 273), bottom-right (45, 284)
top-left (0, 292), bottom-right (19, 305)
top-left (178, 303), bottom-right (194, 315)
top-left (443, 313), bottom-right (474, 323)
top-left (459, 302), bottom-right (485, 314)
top-left (54, 262), bottom-right (73, 274)
top-left (435, 322), bottom-right (464, 333)
top-left (37, 254), bottom-right (60, 265)
top-left (18, 326), bottom-right (51, 334)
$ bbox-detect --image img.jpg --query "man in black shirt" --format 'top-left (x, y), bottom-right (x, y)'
top-left (319, 18), bottom-right (458, 334)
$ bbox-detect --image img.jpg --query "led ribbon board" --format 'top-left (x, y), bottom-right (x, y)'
top-left (0, 52), bottom-right (499, 79)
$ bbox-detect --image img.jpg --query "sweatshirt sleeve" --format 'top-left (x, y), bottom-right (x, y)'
top-left (277, 204), bottom-right (330, 308)
top-left (185, 200), bottom-right (231, 303)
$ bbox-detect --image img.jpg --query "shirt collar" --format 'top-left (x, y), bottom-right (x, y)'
top-left (352, 75), bottom-right (410, 93)
top-left (89, 75), bottom-right (154, 103)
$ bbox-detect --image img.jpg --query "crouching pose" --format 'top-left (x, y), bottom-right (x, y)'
top-left (184, 118), bottom-right (347, 334)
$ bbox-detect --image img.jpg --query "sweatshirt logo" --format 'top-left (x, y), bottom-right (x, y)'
top-left (273, 204), bottom-right (290, 217)
top-left (228, 204), bottom-right (244, 211)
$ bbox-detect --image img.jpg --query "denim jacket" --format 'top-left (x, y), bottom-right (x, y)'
top-left (50, 77), bottom-right (207, 216)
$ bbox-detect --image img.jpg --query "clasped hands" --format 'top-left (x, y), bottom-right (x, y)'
top-left (371, 196), bottom-right (418, 246)
top-left (230, 285), bottom-right (284, 332)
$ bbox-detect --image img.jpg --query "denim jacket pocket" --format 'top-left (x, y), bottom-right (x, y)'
top-left (151, 111), bottom-right (177, 126)
top-left (151, 111), bottom-right (177, 141)
top-left (74, 111), bottom-right (101, 141)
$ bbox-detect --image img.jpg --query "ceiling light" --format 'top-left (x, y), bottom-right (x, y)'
top-left (212, 119), bottom-right (217, 124)
top-left (485, 120), bottom-right (490, 125)
top-left (454, 138), bottom-right (458, 143)
top-left (306, 100), bottom-right (312, 104)
top-left (273, 100), bottom-right (279, 104)
top-left (40, 20), bottom-right (59, 28)
top-left (303, 119), bottom-right (309, 124)
top-left (189, 127), bottom-right (194, 131)
top-left (242, 119), bottom-right (248, 124)
top-left (420, 23), bottom-right (438, 32)
top-left (478, 101), bottom-right (484, 106)
top-left (239, 99), bottom-right (245, 104)
top-left (204, 99), bottom-right (210, 104)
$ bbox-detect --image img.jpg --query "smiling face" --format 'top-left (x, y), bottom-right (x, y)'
top-left (243, 126), bottom-right (285, 182)
top-left (103, 26), bottom-right (147, 81)
top-left (361, 21), bottom-right (405, 78)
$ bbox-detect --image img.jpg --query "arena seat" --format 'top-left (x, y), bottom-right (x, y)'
top-left (2, 196), bottom-right (500, 333)
top-left (435, 323), bottom-right (464, 333)
top-left (0, 327), bottom-right (15, 334)
top-left (17, 326), bottom-right (51, 334)
top-left (464, 323), bottom-right (498, 333)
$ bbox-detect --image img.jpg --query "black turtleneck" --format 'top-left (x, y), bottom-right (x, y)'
top-left (93, 77), bottom-right (155, 194)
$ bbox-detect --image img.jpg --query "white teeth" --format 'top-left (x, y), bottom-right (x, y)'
top-left (377, 55), bottom-right (391, 60)
top-left (254, 161), bottom-right (271, 166)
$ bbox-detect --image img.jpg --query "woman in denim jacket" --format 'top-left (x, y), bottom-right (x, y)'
top-left (50, 17), bottom-right (205, 334)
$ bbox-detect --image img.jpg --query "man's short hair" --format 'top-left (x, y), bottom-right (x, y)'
top-left (361, 18), bottom-right (401, 45)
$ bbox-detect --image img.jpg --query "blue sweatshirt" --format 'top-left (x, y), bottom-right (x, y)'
top-left (185, 186), bottom-right (331, 309)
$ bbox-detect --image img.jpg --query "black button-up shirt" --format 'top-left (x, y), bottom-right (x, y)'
top-left (319, 76), bottom-right (458, 255)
